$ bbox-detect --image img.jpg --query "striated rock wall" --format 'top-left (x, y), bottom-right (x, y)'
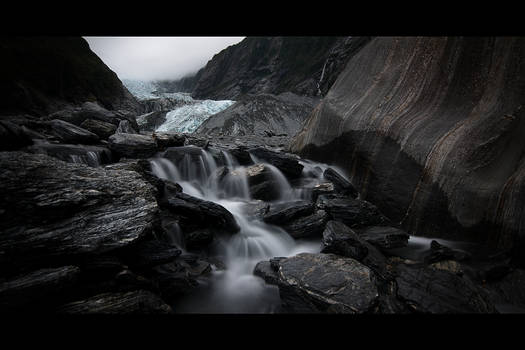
top-left (291, 37), bottom-right (525, 264)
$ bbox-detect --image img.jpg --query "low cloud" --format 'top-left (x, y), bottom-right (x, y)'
top-left (84, 36), bottom-right (245, 81)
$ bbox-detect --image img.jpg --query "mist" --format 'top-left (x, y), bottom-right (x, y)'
top-left (84, 36), bottom-right (245, 81)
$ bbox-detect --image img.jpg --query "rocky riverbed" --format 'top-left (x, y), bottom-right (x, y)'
top-left (1, 101), bottom-right (525, 314)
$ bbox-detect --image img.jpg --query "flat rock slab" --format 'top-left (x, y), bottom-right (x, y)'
top-left (108, 133), bottom-right (158, 158)
top-left (359, 226), bottom-right (410, 250)
top-left (0, 151), bottom-right (158, 274)
top-left (56, 290), bottom-right (173, 314)
top-left (317, 194), bottom-right (390, 228)
top-left (0, 266), bottom-right (80, 311)
top-left (282, 210), bottom-right (329, 239)
top-left (48, 119), bottom-right (99, 144)
top-left (80, 118), bottom-right (117, 140)
top-left (277, 253), bottom-right (379, 313)
top-left (395, 263), bottom-right (497, 313)
top-left (262, 200), bottom-right (315, 225)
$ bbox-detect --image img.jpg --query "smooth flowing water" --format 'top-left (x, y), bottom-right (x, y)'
top-left (150, 146), bottom-right (325, 313)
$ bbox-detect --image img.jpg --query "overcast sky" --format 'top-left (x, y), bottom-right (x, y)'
top-left (84, 37), bottom-right (245, 81)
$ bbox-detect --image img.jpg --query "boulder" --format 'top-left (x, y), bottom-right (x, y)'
top-left (108, 133), bottom-right (158, 158)
top-left (56, 290), bottom-right (173, 314)
top-left (262, 200), bottom-right (315, 226)
top-left (253, 261), bottom-right (279, 285)
top-left (79, 118), bottom-right (117, 139)
top-left (115, 119), bottom-right (138, 134)
top-left (323, 168), bottom-right (358, 198)
top-left (136, 111), bottom-right (168, 132)
top-left (276, 253), bottom-right (379, 313)
top-left (153, 132), bottom-right (185, 149)
top-left (395, 263), bottom-right (497, 313)
top-left (282, 210), bottom-right (329, 238)
top-left (48, 119), bottom-right (99, 144)
top-left (316, 194), bottom-right (390, 228)
top-left (422, 240), bottom-right (472, 264)
top-left (248, 147), bottom-right (304, 179)
top-left (359, 226), bottom-right (410, 250)
top-left (0, 266), bottom-right (80, 311)
top-left (0, 151), bottom-right (158, 276)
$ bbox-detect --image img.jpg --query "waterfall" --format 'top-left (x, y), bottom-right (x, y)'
top-left (150, 147), bottom-right (323, 313)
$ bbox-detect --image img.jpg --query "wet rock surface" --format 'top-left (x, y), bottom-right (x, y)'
top-left (108, 133), bottom-right (158, 158)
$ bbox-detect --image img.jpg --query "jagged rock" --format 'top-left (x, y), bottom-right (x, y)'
top-left (0, 151), bottom-right (158, 276)
top-left (262, 200), bottom-right (315, 225)
top-left (115, 119), bottom-right (138, 134)
top-left (316, 194), bottom-right (390, 228)
top-left (321, 220), bottom-right (368, 261)
top-left (249, 147), bottom-right (303, 179)
top-left (48, 119), bottom-right (99, 144)
top-left (165, 192), bottom-right (240, 235)
top-left (276, 253), bottom-right (379, 313)
top-left (311, 182), bottom-right (335, 201)
top-left (0, 266), bottom-right (80, 311)
top-left (0, 120), bottom-right (33, 150)
top-left (253, 261), bottom-right (279, 285)
top-left (153, 132), bottom-right (185, 149)
top-left (79, 118), bottom-right (117, 139)
top-left (323, 168), bottom-right (358, 198)
top-left (282, 210), bottom-right (329, 239)
top-left (28, 142), bottom-right (113, 167)
top-left (422, 240), bottom-right (472, 264)
top-left (56, 290), bottom-right (173, 314)
top-left (395, 263), bottom-right (497, 313)
top-left (119, 239), bottom-right (182, 270)
top-left (359, 226), bottom-right (410, 250)
top-left (108, 133), bottom-right (158, 158)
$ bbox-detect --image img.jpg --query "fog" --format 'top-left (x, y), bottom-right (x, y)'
top-left (84, 37), bottom-right (245, 81)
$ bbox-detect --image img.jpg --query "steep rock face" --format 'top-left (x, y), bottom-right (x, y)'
top-left (191, 36), bottom-right (369, 100)
top-left (291, 37), bottom-right (525, 264)
top-left (195, 92), bottom-right (320, 137)
top-left (0, 37), bottom-right (140, 116)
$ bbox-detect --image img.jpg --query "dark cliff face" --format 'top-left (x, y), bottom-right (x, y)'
top-left (191, 36), bottom-right (371, 100)
top-left (0, 37), bottom-right (140, 116)
top-left (291, 37), bottom-right (525, 264)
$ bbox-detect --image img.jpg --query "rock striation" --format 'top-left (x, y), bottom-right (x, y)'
top-left (291, 37), bottom-right (525, 266)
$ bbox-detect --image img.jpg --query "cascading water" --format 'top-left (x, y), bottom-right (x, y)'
top-left (150, 147), bottom-right (324, 313)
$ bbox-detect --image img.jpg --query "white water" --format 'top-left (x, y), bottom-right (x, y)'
top-left (150, 148), bottom-right (321, 313)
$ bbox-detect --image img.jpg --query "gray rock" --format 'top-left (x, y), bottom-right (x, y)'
top-left (48, 119), bottom-right (99, 144)
top-left (359, 226), bottom-right (410, 250)
top-left (262, 200), bottom-right (315, 225)
top-left (249, 147), bottom-right (303, 179)
top-left (27, 142), bottom-right (112, 167)
top-left (56, 290), bottom-right (173, 314)
top-left (108, 133), bottom-right (158, 158)
top-left (80, 118), bottom-right (117, 139)
top-left (316, 194), bottom-right (390, 228)
top-left (0, 120), bottom-right (33, 151)
top-left (321, 220), bottom-right (369, 261)
top-left (282, 210), bottom-right (329, 238)
top-left (277, 253), bottom-right (379, 313)
top-left (115, 119), bottom-right (138, 134)
top-left (253, 261), bottom-right (279, 285)
top-left (323, 168), bottom-right (358, 198)
top-left (0, 151), bottom-right (158, 275)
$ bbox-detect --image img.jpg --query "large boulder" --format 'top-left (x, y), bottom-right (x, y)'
top-left (291, 37), bottom-right (525, 266)
top-left (276, 253), bottom-right (379, 313)
top-left (0, 151), bottom-right (159, 276)
top-left (47, 119), bottom-right (99, 144)
top-left (316, 194), bottom-right (390, 228)
top-left (80, 118), bottom-right (117, 139)
top-left (108, 133), bottom-right (158, 158)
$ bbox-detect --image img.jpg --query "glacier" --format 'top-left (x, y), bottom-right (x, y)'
top-left (123, 79), bottom-right (234, 133)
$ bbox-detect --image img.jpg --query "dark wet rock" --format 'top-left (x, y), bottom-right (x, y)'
top-left (311, 182), bottom-right (335, 201)
top-left (48, 119), bottom-right (99, 144)
top-left (115, 119), bottom-right (138, 134)
top-left (0, 151), bottom-right (158, 276)
top-left (429, 260), bottom-right (464, 276)
top-left (80, 255), bottom-right (126, 281)
top-left (270, 257), bottom-right (286, 270)
top-left (183, 228), bottom-right (214, 250)
top-left (254, 261), bottom-right (279, 285)
top-left (120, 239), bottom-right (182, 270)
top-left (28, 142), bottom-right (113, 167)
top-left (56, 290), bottom-right (173, 314)
top-left (136, 111), bottom-right (167, 132)
top-left (249, 180), bottom-right (280, 201)
top-left (196, 92), bottom-right (319, 138)
top-left (0, 266), bottom-right (80, 311)
top-left (153, 132), bottom-right (185, 149)
top-left (228, 146), bottom-right (253, 165)
top-left (316, 194), bottom-right (390, 228)
top-left (165, 192), bottom-right (240, 235)
top-left (282, 210), bottom-right (329, 239)
top-left (249, 147), bottom-right (303, 179)
top-left (321, 221), bottom-right (390, 280)
top-left (395, 263), bottom-right (497, 313)
top-left (108, 133), bottom-right (158, 158)
top-left (150, 262), bottom-right (199, 300)
top-left (422, 240), bottom-right (472, 264)
top-left (481, 269), bottom-right (525, 311)
top-left (243, 200), bottom-right (270, 220)
top-left (321, 221), bottom-right (368, 261)
top-left (276, 253), bottom-right (379, 313)
top-left (0, 120), bottom-right (33, 150)
top-left (163, 145), bottom-right (203, 165)
top-left (79, 118), bottom-right (117, 140)
top-left (262, 200), bottom-right (315, 226)
top-left (177, 254), bottom-right (213, 278)
top-left (323, 168), bottom-right (358, 198)
top-left (359, 226), bottom-right (410, 250)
